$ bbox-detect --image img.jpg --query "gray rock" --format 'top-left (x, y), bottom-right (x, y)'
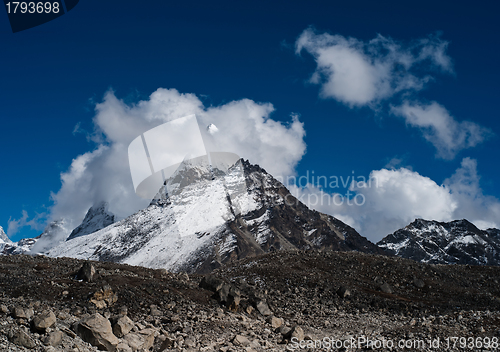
top-left (266, 316), bottom-right (283, 329)
top-left (379, 282), bottom-right (393, 294)
top-left (337, 286), bottom-right (351, 298)
top-left (232, 334), bottom-right (251, 347)
top-left (12, 306), bottom-right (34, 320)
top-left (255, 300), bottom-right (272, 316)
top-left (33, 310), bottom-right (57, 331)
top-left (0, 304), bottom-right (8, 314)
top-left (76, 313), bottom-right (119, 351)
top-left (123, 328), bottom-right (156, 351)
top-left (199, 275), bottom-right (225, 292)
top-left (77, 261), bottom-right (96, 282)
top-left (10, 329), bottom-right (36, 349)
top-left (42, 330), bottom-right (63, 347)
top-left (283, 325), bottom-right (304, 341)
top-left (112, 315), bottom-right (134, 338)
top-left (413, 278), bottom-right (425, 288)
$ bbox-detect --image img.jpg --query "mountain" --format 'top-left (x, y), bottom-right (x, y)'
top-left (378, 218), bottom-right (500, 265)
top-left (0, 224), bottom-right (43, 255)
top-left (0, 226), bottom-right (12, 252)
top-left (48, 158), bottom-right (384, 273)
top-left (66, 201), bottom-right (116, 241)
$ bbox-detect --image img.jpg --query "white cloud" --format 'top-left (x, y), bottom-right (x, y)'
top-left (296, 28), bottom-right (452, 107)
top-left (290, 158), bottom-right (500, 242)
top-left (32, 88), bottom-right (306, 251)
top-left (392, 101), bottom-right (492, 159)
top-left (7, 210), bottom-right (46, 237)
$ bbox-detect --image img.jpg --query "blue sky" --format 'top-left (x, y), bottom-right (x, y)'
top-left (1, 0), bottom-right (499, 243)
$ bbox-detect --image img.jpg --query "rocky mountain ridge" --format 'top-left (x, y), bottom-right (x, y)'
top-left (378, 218), bottom-right (500, 265)
top-left (47, 159), bottom-right (383, 273)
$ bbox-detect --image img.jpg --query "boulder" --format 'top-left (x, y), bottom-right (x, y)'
top-left (12, 306), bottom-right (34, 320)
top-left (77, 261), bottom-right (96, 282)
top-left (379, 282), bottom-right (393, 294)
top-left (255, 300), bottom-right (272, 316)
top-left (123, 328), bottom-right (156, 352)
top-left (10, 329), bottom-right (36, 349)
top-left (112, 315), bottom-right (134, 338)
top-left (42, 330), bottom-right (63, 347)
top-left (76, 313), bottom-right (119, 351)
top-left (33, 310), bottom-right (56, 331)
top-left (232, 334), bottom-right (251, 347)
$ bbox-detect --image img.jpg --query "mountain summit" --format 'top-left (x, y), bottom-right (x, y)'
top-left (378, 218), bottom-right (500, 265)
top-left (48, 159), bottom-right (383, 273)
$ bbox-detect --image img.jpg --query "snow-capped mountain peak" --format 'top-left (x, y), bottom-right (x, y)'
top-left (378, 218), bottom-right (500, 265)
top-left (48, 159), bottom-right (383, 273)
top-left (66, 201), bottom-right (116, 241)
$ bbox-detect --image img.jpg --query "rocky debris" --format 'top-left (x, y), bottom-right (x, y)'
top-left (1, 251), bottom-right (500, 352)
top-left (90, 285), bottom-right (118, 309)
top-left (75, 313), bottom-right (119, 351)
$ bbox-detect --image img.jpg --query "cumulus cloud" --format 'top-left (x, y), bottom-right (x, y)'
top-left (296, 28), bottom-right (491, 159)
top-left (32, 88), bottom-right (306, 251)
top-left (295, 28), bottom-right (452, 107)
top-left (7, 210), bottom-right (46, 238)
top-left (392, 101), bottom-right (493, 159)
top-left (289, 158), bottom-right (500, 242)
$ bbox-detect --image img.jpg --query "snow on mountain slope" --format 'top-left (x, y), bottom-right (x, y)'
top-left (48, 158), bottom-right (384, 273)
top-left (66, 201), bottom-right (116, 241)
top-left (378, 219), bottom-right (500, 265)
top-left (0, 226), bottom-right (12, 252)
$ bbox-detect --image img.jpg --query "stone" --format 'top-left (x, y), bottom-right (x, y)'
top-left (0, 304), bottom-right (8, 314)
top-left (199, 275), bottom-right (225, 292)
top-left (149, 304), bottom-right (162, 316)
top-left (112, 315), bottom-right (134, 338)
top-left (413, 278), bottom-right (425, 288)
top-left (77, 261), bottom-right (96, 282)
top-left (232, 334), bottom-right (251, 347)
top-left (283, 325), bottom-right (304, 341)
top-left (266, 316), bottom-right (283, 329)
top-left (33, 310), bottom-right (57, 331)
top-left (159, 335), bottom-right (175, 350)
top-left (116, 342), bottom-right (133, 352)
top-left (379, 282), bottom-right (393, 294)
top-left (90, 285), bottom-right (118, 309)
top-left (10, 329), bottom-right (36, 349)
top-left (42, 330), bottom-right (63, 347)
top-left (76, 313), bottom-right (119, 351)
top-left (255, 300), bottom-right (272, 316)
top-left (123, 328), bottom-right (156, 351)
top-left (184, 336), bottom-right (196, 348)
top-left (12, 306), bottom-right (34, 320)
top-left (337, 286), bottom-right (351, 298)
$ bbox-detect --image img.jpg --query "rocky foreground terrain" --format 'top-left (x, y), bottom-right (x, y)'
top-left (1, 251), bottom-right (500, 351)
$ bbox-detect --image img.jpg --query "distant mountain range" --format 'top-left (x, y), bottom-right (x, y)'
top-left (378, 218), bottom-right (500, 265)
top-left (3, 159), bottom-right (500, 270)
